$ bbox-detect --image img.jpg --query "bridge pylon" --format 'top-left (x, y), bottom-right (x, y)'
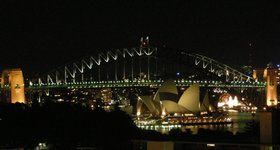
top-left (263, 63), bottom-right (278, 107)
top-left (1, 68), bottom-right (26, 104)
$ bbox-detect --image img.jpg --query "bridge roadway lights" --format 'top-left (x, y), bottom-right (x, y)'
top-left (25, 79), bottom-right (266, 90)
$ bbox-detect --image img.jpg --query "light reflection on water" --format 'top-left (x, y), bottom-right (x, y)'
top-left (183, 123), bottom-right (234, 135)
top-left (139, 112), bottom-right (257, 135)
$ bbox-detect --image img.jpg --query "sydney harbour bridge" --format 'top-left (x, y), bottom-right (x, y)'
top-left (18, 38), bottom-right (266, 108)
top-left (29, 43), bottom-right (262, 87)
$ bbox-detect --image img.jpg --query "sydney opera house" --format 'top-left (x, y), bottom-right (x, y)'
top-left (135, 80), bottom-right (234, 129)
top-left (136, 80), bottom-right (215, 117)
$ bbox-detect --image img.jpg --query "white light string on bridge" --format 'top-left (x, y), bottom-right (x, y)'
top-left (32, 48), bottom-right (260, 87)
top-left (181, 52), bottom-right (254, 83)
top-left (34, 47), bottom-right (157, 85)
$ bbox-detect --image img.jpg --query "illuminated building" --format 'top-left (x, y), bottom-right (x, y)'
top-left (277, 64), bottom-right (280, 81)
top-left (241, 65), bottom-right (253, 76)
top-left (217, 93), bottom-right (244, 111)
top-left (100, 88), bottom-right (113, 111)
top-left (136, 80), bottom-right (214, 116)
top-left (1, 68), bottom-right (26, 104)
top-left (253, 68), bottom-right (265, 82)
top-left (101, 88), bottom-right (113, 103)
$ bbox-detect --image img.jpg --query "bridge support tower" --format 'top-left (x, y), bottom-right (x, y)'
top-left (263, 64), bottom-right (278, 107)
top-left (1, 68), bottom-right (26, 104)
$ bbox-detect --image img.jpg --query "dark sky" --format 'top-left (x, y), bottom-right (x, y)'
top-left (1, 1), bottom-right (280, 77)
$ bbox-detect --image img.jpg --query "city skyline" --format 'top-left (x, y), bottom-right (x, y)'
top-left (1, 1), bottom-right (280, 76)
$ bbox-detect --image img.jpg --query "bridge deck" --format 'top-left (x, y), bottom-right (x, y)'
top-left (17, 80), bottom-right (266, 90)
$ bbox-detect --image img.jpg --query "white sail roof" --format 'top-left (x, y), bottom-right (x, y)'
top-left (162, 100), bottom-right (192, 114)
top-left (136, 99), bottom-right (143, 113)
top-left (178, 83), bottom-right (201, 114)
top-left (201, 92), bottom-right (210, 112)
top-left (137, 80), bottom-right (213, 116)
top-left (139, 96), bottom-right (160, 115)
top-left (154, 79), bottom-right (178, 102)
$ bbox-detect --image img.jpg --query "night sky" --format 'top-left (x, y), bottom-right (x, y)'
top-left (1, 1), bottom-right (280, 77)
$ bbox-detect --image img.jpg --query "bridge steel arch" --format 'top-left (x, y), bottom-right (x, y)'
top-left (34, 47), bottom-right (157, 86)
top-left (30, 48), bottom-right (261, 88)
top-left (181, 52), bottom-right (254, 83)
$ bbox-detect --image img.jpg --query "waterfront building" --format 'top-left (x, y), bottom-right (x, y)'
top-left (136, 80), bottom-right (215, 117)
